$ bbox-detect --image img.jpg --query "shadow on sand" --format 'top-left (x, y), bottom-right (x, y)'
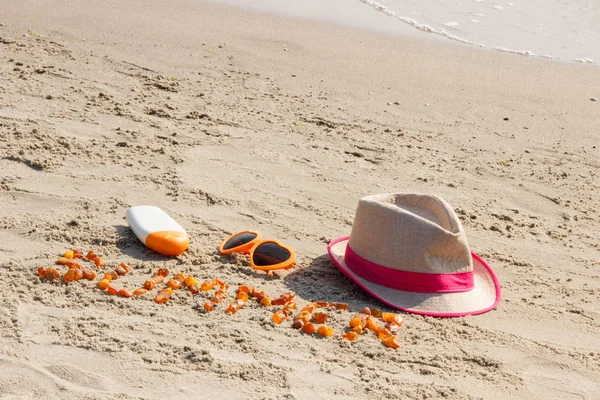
top-left (283, 253), bottom-right (389, 314)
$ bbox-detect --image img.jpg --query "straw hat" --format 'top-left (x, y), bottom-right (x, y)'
top-left (328, 193), bottom-right (501, 317)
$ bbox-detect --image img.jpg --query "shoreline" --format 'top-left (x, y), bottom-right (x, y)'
top-left (209, 0), bottom-right (599, 66)
top-left (1, 0), bottom-right (599, 399)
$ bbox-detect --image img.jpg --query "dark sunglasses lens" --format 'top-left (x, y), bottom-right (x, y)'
top-left (223, 232), bottom-right (257, 250)
top-left (252, 242), bottom-right (291, 266)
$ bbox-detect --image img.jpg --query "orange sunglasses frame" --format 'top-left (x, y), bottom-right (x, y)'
top-left (218, 230), bottom-right (296, 271)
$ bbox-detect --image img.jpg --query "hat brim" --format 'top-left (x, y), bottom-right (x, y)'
top-left (327, 236), bottom-right (501, 317)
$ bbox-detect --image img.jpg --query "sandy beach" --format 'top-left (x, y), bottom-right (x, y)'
top-left (1, 0), bottom-right (599, 398)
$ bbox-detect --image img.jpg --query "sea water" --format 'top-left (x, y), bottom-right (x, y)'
top-left (211, 0), bottom-right (598, 64)
top-left (360, 0), bottom-right (598, 63)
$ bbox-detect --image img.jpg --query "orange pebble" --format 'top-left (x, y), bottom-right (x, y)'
top-left (302, 322), bottom-right (316, 334)
top-left (385, 322), bottom-right (401, 334)
top-left (157, 268), bottom-right (169, 277)
top-left (351, 325), bottom-right (363, 335)
top-left (302, 303), bottom-right (317, 313)
top-left (63, 250), bottom-right (74, 259)
top-left (204, 301), bottom-right (214, 312)
top-left (317, 326), bottom-right (334, 337)
top-left (63, 268), bottom-right (83, 283)
top-left (200, 281), bottom-right (214, 291)
top-left (98, 278), bottom-right (111, 290)
top-left (225, 303), bottom-right (239, 314)
top-left (72, 249), bottom-right (83, 259)
top-left (392, 316), bottom-right (404, 328)
top-left (281, 293), bottom-right (294, 303)
top-left (357, 313), bottom-right (369, 322)
top-left (166, 279), bottom-right (182, 290)
top-left (313, 312), bottom-right (328, 324)
top-left (343, 331), bottom-right (360, 341)
top-left (359, 307), bottom-right (371, 316)
top-left (238, 285), bottom-right (250, 294)
top-left (104, 271), bottom-right (119, 281)
top-left (56, 257), bottom-right (69, 265)
top-left (188, 285), bottom-right (199, 295)
top-left (65, 260), bottom-right (83, 269)
top-left (382, 335), bottom-right (401, 349)
top-left (272, 311), bottom-right (287, 324)
top-left (331, 302), bottom-right (349, 310)
top-left (377, 328), bottom-right (393, 340)
top-left (133, 288), bottom-right (147, 296)
top-left (267, 270), bottom-right (274, 277)
top-left (144, 279), bottom-right (157, 290)
top-left (107, 285), bottom-right (118, 295)
top-left (184, 276), bottom-right (198, 287)
top-left (236, 292), bottom-right (249, 302)
top-left (349, 317), bottom-right (365, 329)
top-left (292, 320), bottom-right (304, 329)
top-left (155, 288), bottom-right (172, 304)
top-left (85, 250), bottom-right (97, 260)
top-left (315, 301), bottom-right (329, 307)
top-left (260, 296), bottom-right (272, 307)
top-left (82, 269), bottom-right (97, 280)
top-left (118, 289), bottom-right (133, 298)
top-left (381, 312), bottom-right (398, 323)
top-left (37, 267), bottom-right (46, 277)
top-left (365, 318), bottom-right (381, 334)
top-left (272, 293), bottom-right (293, 306)
top-left (295, 311), bottom-right (311, 324)
top-left (119, 263), bottom-right (131, 273)
top-left (212, 292), bottom-right (225, 304)
top-left (44, 268), bottom-right (61, 281)
top-left (217, 286), bottom-right (227, 294)
top-left (371, 308), bottom-right (382, 318)
top-left (284, 302), bottom-right (297, 311)
top-left (116, 266), bottom-right (127, 276)
top-left (173, 272), bottom-right (186, 282)
top-left (93, 256), bottom-right (104, 268)
top-left (214, 278), bottom-right (225, 286)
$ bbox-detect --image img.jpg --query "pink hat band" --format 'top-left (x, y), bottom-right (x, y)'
top-left (344, 243), bottom-right (474, 293)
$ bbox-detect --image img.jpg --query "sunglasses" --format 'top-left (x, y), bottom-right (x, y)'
top-left (218, 230), bottom-right (296, 271)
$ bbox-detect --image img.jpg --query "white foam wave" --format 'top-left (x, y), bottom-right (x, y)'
top-left (574, 58), bottom-right (595, 64)
top-left (360, 0), bottom-right (472, 44)
top-left (495, 46), bottom-right (534, 56)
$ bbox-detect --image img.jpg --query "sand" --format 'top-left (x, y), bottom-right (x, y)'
top-left (0, 0), bottom-right (599, 399)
